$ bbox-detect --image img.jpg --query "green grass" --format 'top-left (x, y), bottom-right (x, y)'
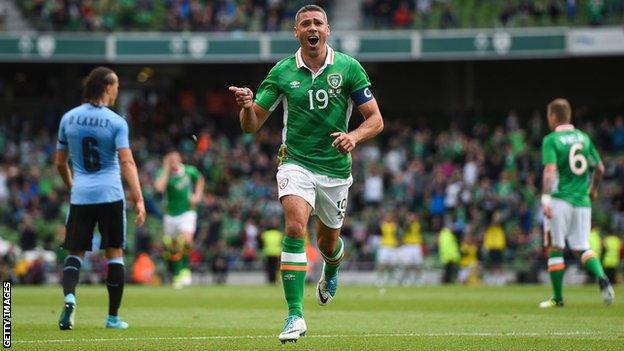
top-left (11, 284), bottom-right (624, 350)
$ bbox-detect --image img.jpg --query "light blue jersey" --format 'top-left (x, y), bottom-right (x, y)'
top-left (57, 103), bottom-right (129, 204)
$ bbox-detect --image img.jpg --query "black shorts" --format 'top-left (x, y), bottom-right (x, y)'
top-left (488, 250), bottom-right (504, 265)
top-left (64, 200), bottom-right (126, 251)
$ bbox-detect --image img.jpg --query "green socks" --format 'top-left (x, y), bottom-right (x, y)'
top-left (548, 251), bottom-right (565, 301)
top-left (281, 237), bottom-right (307, 317)
top-left (581, 250), bottom-right (606, 279)
top-left (547, 250), bottom-right (607, 302)
top-left (321, 237), bottom-right (345, 278)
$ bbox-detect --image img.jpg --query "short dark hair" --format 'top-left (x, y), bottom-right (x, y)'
top-left (547, 98), bottom-right (571, 123)
top-left (295, 4), bottom-right (328, 23)
top-left (83, 66), bottom-right (116, 102)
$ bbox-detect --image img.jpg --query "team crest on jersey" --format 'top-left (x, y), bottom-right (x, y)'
top-left (327, 73), bottom-right (342, 89)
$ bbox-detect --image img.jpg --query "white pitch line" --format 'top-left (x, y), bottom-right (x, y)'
top-left (13, 331), bottom-right (606, 344)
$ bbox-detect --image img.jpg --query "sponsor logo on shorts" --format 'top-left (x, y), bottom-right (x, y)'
top-left (278, 178), bottom-right (289, 190)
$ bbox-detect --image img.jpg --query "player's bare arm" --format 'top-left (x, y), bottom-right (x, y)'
top-left (119, 148), bottom-right (146, 226)
top-left (541, 163), bottom-right (557, 219)
top-left (55, 150), bottom-right (73, 189)
top-left (331, 98), bottom-right (383, 154)
top-left (589, 161), bottom-right (605, 201)
top-left (228, 86), bottom-right (270, 133)
top-left (191, 174), bottom-right (205, 206)
top-left (154, 154), bottom-right (171, 193)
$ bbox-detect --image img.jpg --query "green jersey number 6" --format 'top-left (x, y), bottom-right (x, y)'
top-left (569, 143), bottom-right (588, 175)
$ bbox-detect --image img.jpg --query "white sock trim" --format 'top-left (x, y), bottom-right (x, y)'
top-left (548, 257), bottom-right (564, 266)
top-left (281, 252), bottom-right (307, 263)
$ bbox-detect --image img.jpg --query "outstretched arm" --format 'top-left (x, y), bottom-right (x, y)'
top-left (154, 155), bottom-right (171, 193)
top-left (55, 150), bottom-right (73, 189)
top-left (331, 99), bottom-right (384, 154)
top-left (191, 174), bottom-right (205, 206)
top-left (228, 86), bottom-right (271, 133)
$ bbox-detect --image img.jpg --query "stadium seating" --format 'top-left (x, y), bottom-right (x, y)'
top-left (17, 0), bottom-right (331, 32)
top-left (15, 1), bottom-right (624, 32)
top-left (362, 0), bottom-right (624, 30)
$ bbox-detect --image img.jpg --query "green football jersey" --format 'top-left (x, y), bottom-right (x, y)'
top-left (159, 164), bottom-right (201, 216)
top-left (255, 46), bottom-right (371, 179)
top-left (541, 126), bottom-right (601, 207)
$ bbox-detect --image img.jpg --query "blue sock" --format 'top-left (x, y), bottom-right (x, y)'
top-left (64, 293), bottom-right (76, 304)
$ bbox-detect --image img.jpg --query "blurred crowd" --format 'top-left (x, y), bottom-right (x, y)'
top-left (1, 87), bottom-right (623, 286)
top-left (18, 0), bottom-right (330, 32)
top-left (361, 0), bottom-right (624, 30)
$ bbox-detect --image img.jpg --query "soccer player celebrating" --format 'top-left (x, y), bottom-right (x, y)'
top-left (56, 67), bottom-right (146, 330)
top-left (229, 4), bottom-right (383, 343)
top-left (154, 151), bottom-right (204, 288)
top-left (539, 98), bottom-right (615, 308)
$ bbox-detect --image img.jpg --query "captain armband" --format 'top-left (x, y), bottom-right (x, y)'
top-left (351, 87), bottom-right (374, 106)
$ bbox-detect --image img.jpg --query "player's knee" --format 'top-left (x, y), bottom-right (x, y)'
top-left (284, 222), bottom-right (306, 238)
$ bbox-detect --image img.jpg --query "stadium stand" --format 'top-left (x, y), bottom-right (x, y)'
top-left (14, 1), bottom-right (624, 32)
top-left (361, 0), bottom-right (624, 30)
top-left (17, 0), bottom-right (331, 32)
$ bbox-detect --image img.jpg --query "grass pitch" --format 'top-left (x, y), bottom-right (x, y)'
top-left (11, 284), bottom-right (623, 350)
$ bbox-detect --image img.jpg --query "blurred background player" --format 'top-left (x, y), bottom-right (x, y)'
top-left (56, 66), bottom-right (146, 330)
top-left (482, 212), bottom-right (507, 285)
top-left (540, 98), bottom-right (615, 308)
top-left (228, 4), bottom-right (383, 342)
top-left (154, 151), bottom-right (204, 289)
top-left (260, 217), bottom-right (283, 284)
top-left (458, 230), bottom-right (480, 285)
top-left (376, 212), bottom-right (399, 286)
top-left (438, 223), bottom-right (460, 284)
top-left (602, 233), bottom-right (621, 284)
top-left (398, 212), bottom-right (424, 285)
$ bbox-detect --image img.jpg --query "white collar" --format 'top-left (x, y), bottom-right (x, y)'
top-left (555, 124), bottom-right (575, 132)
top-left (295, 45), bottom-right (335, 70)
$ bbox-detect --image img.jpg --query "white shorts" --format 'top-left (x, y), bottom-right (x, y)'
top-left (546, 198), bottom-right (591, 251)
top-left (398, 244), bottom-right (423, 266)
top-left (377, 247), bottom-right (398, 266)
top-left (163, 211), bottom-right (197, 237)
top-left (276, 163), bottom-right (353, 229)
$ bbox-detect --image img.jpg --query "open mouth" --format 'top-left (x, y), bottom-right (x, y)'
top-left (307, 36), bottom-right (319, 46)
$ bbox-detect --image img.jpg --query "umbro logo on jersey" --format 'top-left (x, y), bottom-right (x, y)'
top-left (327, 73), bottom-right (342, 89)
top-left (289, 81), bottom-right (301, 89)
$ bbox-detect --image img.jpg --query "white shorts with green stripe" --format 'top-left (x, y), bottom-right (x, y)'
top-left (548, 198), bottom-right (591, 251)
top-left (276, 163), bottom-right (353, 229)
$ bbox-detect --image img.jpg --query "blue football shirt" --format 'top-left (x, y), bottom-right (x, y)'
top-left (57, 103), bottom-right (129, 205)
